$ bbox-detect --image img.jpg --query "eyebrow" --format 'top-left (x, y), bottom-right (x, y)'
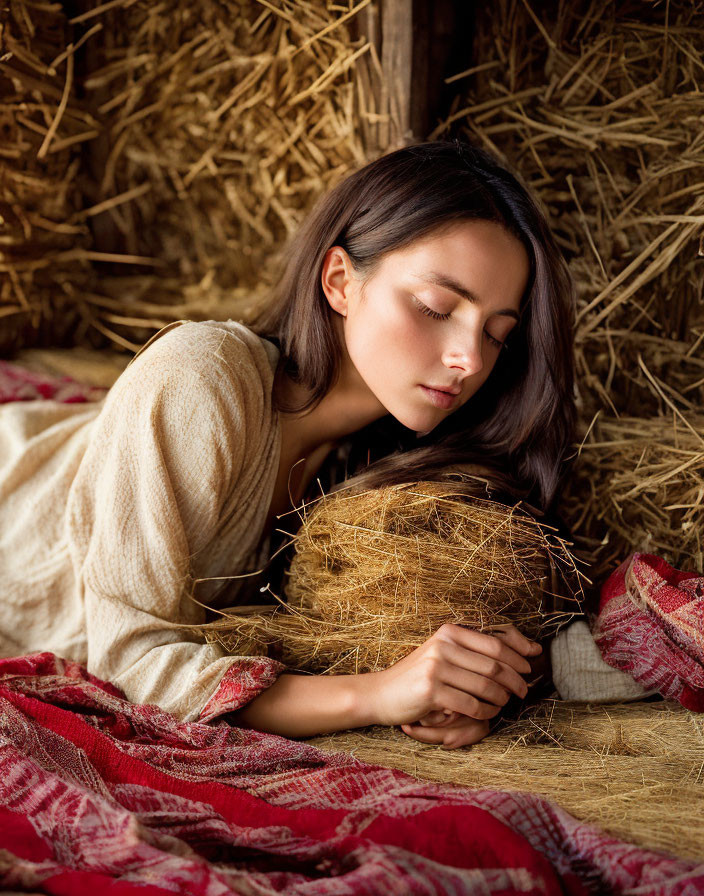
top-left (414, 271), bottom-right (520, 320)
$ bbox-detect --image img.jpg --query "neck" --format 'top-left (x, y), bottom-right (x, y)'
top-left (274, 353), bottom-right (388, 462)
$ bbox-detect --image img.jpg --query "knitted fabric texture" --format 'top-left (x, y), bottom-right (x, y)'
top-left (550, 620), bottom-right (656, 702)
top-left (0, 321), bottom-right (288, 722)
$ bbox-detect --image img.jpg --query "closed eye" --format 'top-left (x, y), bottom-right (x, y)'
top-left (411, 296), bottom-right (507, 350)
top-left (412, 295), bottom-right (451, 321)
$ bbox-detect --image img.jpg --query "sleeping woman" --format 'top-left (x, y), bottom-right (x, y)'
top-left (0, 139), bottom-right (577, 750)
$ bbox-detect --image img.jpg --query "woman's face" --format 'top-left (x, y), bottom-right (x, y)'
top-left (324, 219), bottom-right (530, 434)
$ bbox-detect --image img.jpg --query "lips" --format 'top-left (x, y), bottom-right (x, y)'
top-left (427, 384), bottom-right (461, 395)
top-left (420, 385), bottom-right (459, 409)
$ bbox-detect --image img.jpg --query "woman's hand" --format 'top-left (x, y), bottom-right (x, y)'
top-left (401, 712), bottom-right (490, 750)
top-left (401, 627), bottom-right (549, 749)
top-left (367, 623), bottom-right (542, 739)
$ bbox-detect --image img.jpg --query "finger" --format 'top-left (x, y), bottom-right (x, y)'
top-left (401, 723), bottom-right (447, 745)
top-left (441, 667), bottom-right (513, 708)
top-left (437, 641), bottom-right (529, 700)
top-left (441, 719), bottom-right (491, 750)
top-left (488, 624), bottom-right (543, 656)
top-left (420, 710), bottom-right (462, 727)
top-left (439, 624), bottom-right (534, 674)
top-left (435, 682), bottom-right (502, 720)
top-left (417, 709), bottom-right (454, 727)
top-left (402, 718), bottom-right (490, 749)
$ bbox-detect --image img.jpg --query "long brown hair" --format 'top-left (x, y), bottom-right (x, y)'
top-left (251, 139), bottom-right (576, 516)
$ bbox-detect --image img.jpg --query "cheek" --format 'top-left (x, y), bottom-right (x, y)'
top-left (377, 296), bottom-right (432, 354)
top-left (350, 295), bottom-right (430, 363)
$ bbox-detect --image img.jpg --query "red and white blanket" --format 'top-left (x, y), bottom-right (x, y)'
top-left (1, 650), bottom-right (702, 895)
top-left (594, 552), bottom-right (704, 711)
top-left (0, 359), bottom-right (109, 404)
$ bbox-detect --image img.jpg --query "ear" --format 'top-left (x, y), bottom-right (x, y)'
top-left (321, 245), bottom-right (354, 316)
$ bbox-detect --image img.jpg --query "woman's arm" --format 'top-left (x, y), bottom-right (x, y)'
top-left (230, 624), bottom-right (541, 745)
top-left (228, 671), bottom-right (377, 737)
top-left (66, 323), bottom-right (288, 722)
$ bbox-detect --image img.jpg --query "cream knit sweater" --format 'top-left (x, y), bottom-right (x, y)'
top-left (0, 320), bottom-right (285, 722)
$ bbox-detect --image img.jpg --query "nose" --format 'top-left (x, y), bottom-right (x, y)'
top-left (441, 332), bottom-right (483, 377)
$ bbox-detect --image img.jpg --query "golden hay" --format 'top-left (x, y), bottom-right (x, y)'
top-left (567, 412), bottom-right (704, 577)
top-left (305, 698), bottom-right (704, 862)
top-left (204, 480), bottom-right (585, 674)
top-left (0, 1), bottom-right (99, 352)
top-left (435, 0), bottom-right (704, 576)
top-left (1, 0), bottom-right (396, 353)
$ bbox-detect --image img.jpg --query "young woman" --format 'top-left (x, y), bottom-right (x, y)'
top-left (0, 139), bottom-right (575, 750)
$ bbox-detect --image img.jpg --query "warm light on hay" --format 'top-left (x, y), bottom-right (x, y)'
top-left (204, 480), bottom-right (585, 674)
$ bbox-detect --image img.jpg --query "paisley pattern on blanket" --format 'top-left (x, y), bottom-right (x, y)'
top-left (594, 553), bottom-right (704, 711)
top-left (0, 651), bottom-right (702, 894)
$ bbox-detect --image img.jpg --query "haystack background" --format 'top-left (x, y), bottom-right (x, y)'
top-left (448, 0), bottom-right (704, 581)
top-left (3, 0), bottom-right (703, 861)
top-left (2, 0), bottom-right (391, 352)
top-left (3, 0), bottom-right (702, 580)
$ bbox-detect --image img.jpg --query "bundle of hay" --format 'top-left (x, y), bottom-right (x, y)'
top-left (205, 481), bottom-right (584, 674)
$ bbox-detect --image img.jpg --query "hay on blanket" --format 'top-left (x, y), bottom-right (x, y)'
top-left (305, 698), bottom-right (704, 862)
top-left (203, 480), bottom-right (585, 674)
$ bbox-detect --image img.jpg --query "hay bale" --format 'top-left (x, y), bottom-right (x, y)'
top-left (564, 412), bottom-right (704, 579)
top-left (205, 481), bottom-right (584, 674)
top-left (2, 0), bottom-right (397, 351)
top-left (0, 1), bottom-right (99, 353)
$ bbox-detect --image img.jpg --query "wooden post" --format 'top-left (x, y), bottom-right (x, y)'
top-left (381, 0), bottom-right (414, 147)
top-left (351, 0), bottom-right (473, 151)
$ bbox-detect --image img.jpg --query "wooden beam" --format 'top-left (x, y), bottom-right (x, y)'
top-left (380, 0), bottom-right (414, 147)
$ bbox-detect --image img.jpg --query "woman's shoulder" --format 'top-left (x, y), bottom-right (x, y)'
top-left (125, 319), bottom-right (280, 384)
top-left (101, 319), bottom-right (282, 433)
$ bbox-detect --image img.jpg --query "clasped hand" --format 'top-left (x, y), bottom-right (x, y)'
top-left (370, 623), bottom-right (542, 750)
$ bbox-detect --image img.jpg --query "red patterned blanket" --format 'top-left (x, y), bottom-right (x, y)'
top-left (0, 359), bottom-right (109, 403)
top-left (1, 651), bottom-right (702, 895)
top-left (594, 553), bottom-right (704, 711)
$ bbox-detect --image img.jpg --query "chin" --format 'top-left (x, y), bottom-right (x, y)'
top-left (390, 410), bottom-right (441, 434)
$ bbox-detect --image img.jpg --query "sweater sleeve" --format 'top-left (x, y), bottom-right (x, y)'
top-left (550, 620), bottom-right (657, 702)
top-left (65, 323), bottom-right (286, 723)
